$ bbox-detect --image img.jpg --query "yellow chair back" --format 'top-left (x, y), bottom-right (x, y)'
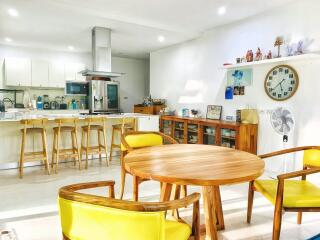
top-left (121, 133), bottom-right (163, 151)
top-left (304, 149), bottom-right (320, 167)
top-left (59, 198), bottom-right (166, 240)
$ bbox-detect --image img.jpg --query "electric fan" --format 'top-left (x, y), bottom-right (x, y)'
top-left (270, 107), bottom-right (295, 173)
top-left (270, 107), bottom-right (294, 142)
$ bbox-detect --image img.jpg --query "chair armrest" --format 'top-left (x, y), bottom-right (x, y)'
top-left (158, 131), bottom-right (178, 144)
top-left (59, 181), bottom-right (115, 199)
top-left (259, 146), bottom-right (320, 159)
top-left (277, 167), bottom-right (320, 180)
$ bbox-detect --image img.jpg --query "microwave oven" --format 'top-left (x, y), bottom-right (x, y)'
top-left (65, 81), bottom-right (89, 96)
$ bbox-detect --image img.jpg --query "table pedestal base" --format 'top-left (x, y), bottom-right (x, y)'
top-left (160, 183), bottom-right (225, 240)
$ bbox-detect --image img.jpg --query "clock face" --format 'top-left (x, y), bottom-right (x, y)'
top-left (264, 65), bottom-right (299, 101)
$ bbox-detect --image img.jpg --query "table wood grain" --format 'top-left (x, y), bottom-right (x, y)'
top-left (125, 144), bottom-right (264, 186)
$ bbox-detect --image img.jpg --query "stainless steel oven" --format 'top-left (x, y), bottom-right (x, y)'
top-left (65, 81), bottom-right (89, 96)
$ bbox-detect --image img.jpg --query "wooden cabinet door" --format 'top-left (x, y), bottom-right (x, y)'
top-left (31, 60), bottom-right (49, 87)
top-left (5, 57), bottom-right (32, 87)
top-left (49, 62), bottom-right (65, 88)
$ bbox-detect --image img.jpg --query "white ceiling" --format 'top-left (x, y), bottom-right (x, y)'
top-left (0, 0), bottom-right (297, 59)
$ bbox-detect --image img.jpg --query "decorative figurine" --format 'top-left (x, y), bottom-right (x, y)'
top-left (286, 44), bottom-right (294, 56)
top-left (295, 40), bottom-right (304, 55)
top-left (255, 47), bottom-right (263, 61)
top-left (265, 50), bottom-right (272, 59)
top-left (274, 36), bottom-right (284, 58)
top-left (246, 50), bottom-right (254, 62)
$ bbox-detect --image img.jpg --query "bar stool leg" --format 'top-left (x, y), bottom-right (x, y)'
top-left (19, 130), bottom-right (26, 179)
top-left (41, 129), bottom-right (50, 175)
top-left (73, 129), bottom-right (81, 170)
top-left (55, 129), bottom-right (61, 174)
top-left (102, 129), bottom-right (109, 166)
top-left (71, 131), bottom-right (76, 166)
top-left (109, 128), bottom-right (115, 162)
top-left (98, 130), bottom-right (102, 163)
top-left (51, 131), bottom-right (57, 170)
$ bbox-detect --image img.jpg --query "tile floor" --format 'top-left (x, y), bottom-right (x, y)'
top-left (0, 157), bottom-right (319, 240)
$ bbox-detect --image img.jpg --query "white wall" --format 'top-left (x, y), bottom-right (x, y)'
top-left (150, 0), bottom-right (320, 175)
top-left (0, 44), bottom-right (149, 112)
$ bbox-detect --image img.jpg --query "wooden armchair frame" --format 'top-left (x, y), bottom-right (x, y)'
top-left (247, 146), bottom-right (320, 240)
top-left (59, 181), bottom-right (200, 240)
top-left (120, 131), bottom-right (180, 201)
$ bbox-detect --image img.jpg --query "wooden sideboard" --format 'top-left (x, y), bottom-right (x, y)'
top-left (160, 115), bottom-right (258, 154)
top-left (134, 104), bottom-right (165, 115)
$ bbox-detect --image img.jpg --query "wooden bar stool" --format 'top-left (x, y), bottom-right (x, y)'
top-left (109, 117), bottom-right (136, 162)
top-left (51, 118), bottom-right (81, 173)
top-left (19, 118), bottom-right (50, 178)
top-left (81, 117), bottom-right (109, 169)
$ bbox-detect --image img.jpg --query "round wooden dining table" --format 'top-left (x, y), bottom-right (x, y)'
top-left (124, 144), bottom-right (265, 240)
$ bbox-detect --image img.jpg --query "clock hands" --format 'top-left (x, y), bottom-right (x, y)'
top-left (273, 78), bottom-right (286, 91)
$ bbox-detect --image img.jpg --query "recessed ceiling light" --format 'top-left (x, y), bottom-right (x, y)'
top-left (217, 6), bottom-right (226, 16)
top-left (158, 35), bottom-right (165, 43)
top-left (5, 37), bottom-right (12, 42)
top-left (68, 46), bottom-right (74, 51)
top-left (8, 8), bottom-right (19, 17)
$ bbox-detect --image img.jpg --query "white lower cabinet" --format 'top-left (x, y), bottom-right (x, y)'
top-left (137, 116), bottom-right (160, 131)
top-left (5, 57), bottom-right (32, 87)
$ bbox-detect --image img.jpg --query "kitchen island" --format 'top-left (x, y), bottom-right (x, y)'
top-left (0, 111), bottom-right (159, 168)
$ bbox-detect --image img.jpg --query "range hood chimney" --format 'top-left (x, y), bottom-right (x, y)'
top-left (80, 27), bottom-right (124, 78)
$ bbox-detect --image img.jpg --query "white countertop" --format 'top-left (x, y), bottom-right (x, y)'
top-left (0, 111), bottom-right (155, 122)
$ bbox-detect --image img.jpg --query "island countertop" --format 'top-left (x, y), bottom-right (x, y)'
top-left (0, 111), bottom-right (160, 167)
top-left (0, 111), bottom-right (155, 122)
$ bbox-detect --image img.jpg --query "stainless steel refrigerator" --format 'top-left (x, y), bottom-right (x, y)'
top-left (89, 80), bottom-right (120, 114)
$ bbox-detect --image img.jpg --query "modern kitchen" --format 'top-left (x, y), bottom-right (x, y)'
top-left (1, 0), bottom-right (320, 240)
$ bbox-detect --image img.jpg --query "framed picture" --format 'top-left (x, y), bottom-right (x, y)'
top-left (206, 105), bottom-right (222, 120)
top-left (227, 68), bottom-right (253, 87)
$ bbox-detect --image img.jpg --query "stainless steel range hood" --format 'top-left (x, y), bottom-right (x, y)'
top-left (80, 27), bottom-right (124, 78)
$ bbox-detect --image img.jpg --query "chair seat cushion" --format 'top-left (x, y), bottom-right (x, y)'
top-left (121, 133), bottom-right (163, 151)
top-left (254, 179), bottom-right (320, 208)
top-left (165, 220), bottom-right (191, 240)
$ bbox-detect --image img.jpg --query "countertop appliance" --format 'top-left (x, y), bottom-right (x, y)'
top-left (43, 95), bottom-right (50, 109)
top-left (65, 81), bottom-right (89, 96)
top-left (89, 80), bottom-right (119, 113)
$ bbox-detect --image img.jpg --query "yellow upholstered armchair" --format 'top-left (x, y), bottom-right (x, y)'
top-left (247, 146), bottom-right (320, 240)
top-left (58, 181), bottom-right (200, 240)
top-left (120, 131), bottom-right (187, 201)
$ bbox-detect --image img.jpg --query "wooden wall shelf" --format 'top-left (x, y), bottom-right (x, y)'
top-left (160, 115), bottom-right (258, 154)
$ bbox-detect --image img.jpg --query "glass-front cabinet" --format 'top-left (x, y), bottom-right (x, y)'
top-left (161, 119), bottom-right (173, 136)
top-left (159, 116), bottom-right (257, 154)
top-left (187, 123), bottom-right (199, 144)
top-left (174, 120), bottom-right (185, 143)
top-left (220, 128), bottom-right (237, 149)
top-left (203, 125), bottom-right (216, 145)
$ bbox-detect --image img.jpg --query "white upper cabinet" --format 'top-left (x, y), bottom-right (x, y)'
top-left (31, 60), bottom-right (49, 87)
top-left (5, 57), bottom-right (32, 87)
top-left (49, 62), bottom-right (65, 88)
top-left (65, 62), bottom-right (86, 81)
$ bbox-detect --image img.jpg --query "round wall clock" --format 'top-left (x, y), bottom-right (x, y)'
top-left (264, 65), bottom-right (299, 101)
